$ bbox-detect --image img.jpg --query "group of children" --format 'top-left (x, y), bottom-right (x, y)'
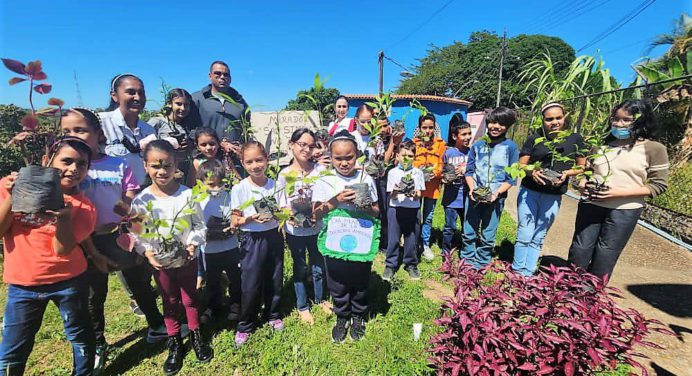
top-left (0, 71), bottom-right (668, 376)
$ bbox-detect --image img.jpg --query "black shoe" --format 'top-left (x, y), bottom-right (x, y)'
top-left (332, 317), bottom-right (349, 343)
top-left (382, 267), bottom-right (395, 281)
top-left (190, 329), bottom-right (214, 363)
top-left (350, 315), bottom-right (366, 341)
top-left (405, 265), bottom-right (421, 280)
top-left (163, 335), bottom-right (184, 375)
top-left (93, 340), bottom-right (108, 375)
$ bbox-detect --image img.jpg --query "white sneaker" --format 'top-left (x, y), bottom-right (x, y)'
top-left (422, 245), bottom-right (435, 261)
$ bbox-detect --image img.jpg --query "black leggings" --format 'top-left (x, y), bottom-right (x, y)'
top-left (568, 202), bottom-right (643, 281)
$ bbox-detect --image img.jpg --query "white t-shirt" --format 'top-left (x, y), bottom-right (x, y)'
top-left (79, 155), bottom-right (140, 228)
top-left (131, 185), bottom-right (206, 256)
top-left (200, 189), bottom-right (239, 253)
top-left (276, 165), bottom-right (325, 236)
top-left (312, 170), bottom-right (378, 212)
top-left (230, 177), bottom-right (279, 232)
top-left (387, 166), bottom-right (425, 208)
top-left (328, 117), bottom-right (352, 136)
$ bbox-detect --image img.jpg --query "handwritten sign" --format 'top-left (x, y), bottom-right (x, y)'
top-left (324, 216), bottom-right (375, 255)
top-left (251, 111), bottom-right (322, 165)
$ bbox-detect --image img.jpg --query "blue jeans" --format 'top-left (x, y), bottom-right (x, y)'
top-left (0, 275), bottom-right (95, 375)
top-left (461, 197), bottom-right (505, 268)
top-left (512, 187), bottom-right (562, 276)
top-left (421, 198), bottom-right (436, 247)
top-left (442, 207), bottom-right (465, 255)
top-left (385, 207), bottom-right (420, 269)
top-left (286, 234), bottom-right (325, 312)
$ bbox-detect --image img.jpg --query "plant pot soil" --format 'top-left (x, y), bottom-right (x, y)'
top-left (11, 166), bottom-right (64, 214)
top-left (423, 168), bottom-right (435, 183)
top-left (582, 180), bottom-right (608, 203)
top-left (392, 120), bottom-right (406, 134)
top-left (291, 197), bottom-right (315, 228)
top-left (364, 159), bottom-right (386, 178)
top-left (157, 241), bottom-right (189, 269)
top-left (347, 183), bottom-right (373, 209)
top-left (472, 186), bottom-right (492, 203)
top-left (541, 168), bottom-right (563, 186)
top-left (397, 176), bottom-right (417, 197)
top-left (441, 163), bottom-right (459, 184)
top-left (253, 196), bottom-right (279, 222)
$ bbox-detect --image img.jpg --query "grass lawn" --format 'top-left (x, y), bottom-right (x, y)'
top-left (0, 202), bottom-right (518, 375)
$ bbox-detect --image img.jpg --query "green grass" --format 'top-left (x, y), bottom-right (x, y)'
top-left (0, 203), bottom-right (518, 375)
top-left (649, 161), bottom-right (692, 216)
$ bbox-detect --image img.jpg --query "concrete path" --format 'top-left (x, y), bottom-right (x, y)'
top-left (505, 188), bottom-right (692, 376)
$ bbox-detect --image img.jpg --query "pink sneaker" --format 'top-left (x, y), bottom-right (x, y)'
top-left (234, 332), bottom-right (249, 347)
top-left (268, 319), bottom-right (285, 331)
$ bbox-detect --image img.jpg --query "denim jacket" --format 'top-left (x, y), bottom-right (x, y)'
top-left (465, 138), bottom-right (519, 196)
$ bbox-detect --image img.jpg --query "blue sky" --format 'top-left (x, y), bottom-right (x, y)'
top-left (0, 0), bottom-right (689, 111)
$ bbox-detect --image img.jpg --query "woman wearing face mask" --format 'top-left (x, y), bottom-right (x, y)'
top-left (568, 100), bottom-right (669, 283)
top-left (99, 74), bottom-right (157, 185)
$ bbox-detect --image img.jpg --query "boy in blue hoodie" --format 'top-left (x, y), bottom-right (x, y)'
top-left (462, 107), bottom-right (519, 268)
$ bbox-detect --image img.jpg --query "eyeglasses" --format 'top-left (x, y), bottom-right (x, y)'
top-left (212, 71), bottom-right (230, 78)
top-left (294, 141), bottom-right (316, 150)
top-left (611, 116), bottom-right (634, 125)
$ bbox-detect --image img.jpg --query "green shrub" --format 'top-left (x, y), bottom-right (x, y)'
top-left (0, 104), bottom-right (27, 176)
top-left (649, 162), bottom-right (692, 216)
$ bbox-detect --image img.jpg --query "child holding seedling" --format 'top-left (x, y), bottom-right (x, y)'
top-left (0, 137), bottom-right (96, 375)
top-left (131, 140), bottom-right (213, 374)
top-left (383, 141), bottom-right (425, 281)
top-left (441, 116), bottom-right (473, 256)
top-left (148, 88), bottom-right (197, 180)
top-left (187, 127), bottom-right (240, 188)
top-left (312, 130), bottom-right (379, 343)
top-left (462, 107), bottom-right (519, 269)
top-left (197, 159), bottom-right (242, 323)
top-left (63, 108), bottom-right (168, 372)
top-left (413, 113), bottom-right (446, 261)
top-left (512, 103), bottom-right (586, 277)
top-left (276, 128), bottom-right (332, 325)
top-left (568, 100), bottom-right (668, 282)
top-left (230, 141), bottom-right (285, 346)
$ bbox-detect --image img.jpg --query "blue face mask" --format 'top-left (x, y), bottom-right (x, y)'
top-left (611, 127), bottom-right (631, 140)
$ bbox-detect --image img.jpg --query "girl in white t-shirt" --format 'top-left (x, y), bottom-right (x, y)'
top-left (276, 129), bottom-right (331, 325)
top-left (230, 141), bottom-right (285, 346)
top-left (312, 130), bottom-right (379, 343)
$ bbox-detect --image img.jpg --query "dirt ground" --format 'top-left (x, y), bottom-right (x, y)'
top-left (505, 188), bottom-right (692, 376)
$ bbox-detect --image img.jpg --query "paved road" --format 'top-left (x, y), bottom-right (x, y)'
top-left (505, 187), bottom-right (692, 376)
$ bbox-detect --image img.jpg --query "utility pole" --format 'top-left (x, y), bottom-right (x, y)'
top-left (496, 28), bottom-right (507, 107)
top-left (378, 51), bottom-right (384, 95)
top-left (73, 70), bottom-right (84, 107)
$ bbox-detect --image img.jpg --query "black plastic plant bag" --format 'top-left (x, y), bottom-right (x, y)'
top-left (11, 166), bottom-right (64, 214)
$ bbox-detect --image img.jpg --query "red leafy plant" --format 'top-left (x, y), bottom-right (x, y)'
top-left (430, 259), bottom-right (672, 376)
top-left (2, 58), bottom-right (64, 165)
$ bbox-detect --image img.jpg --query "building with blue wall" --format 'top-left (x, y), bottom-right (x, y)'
top-left (344, 94), bottom-right (472, 141)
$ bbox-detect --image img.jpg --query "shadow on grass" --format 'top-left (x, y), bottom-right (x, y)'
top-left (627, 284), bottom-right (692, 318)
top-left (104, 331), bottom-right (166, 375)
top-left (494, 239), bottom-right (515, 262)
top-left (539, 255), bottom-right (570, 268)
top-left (368, 271), bottom-right (392, 319)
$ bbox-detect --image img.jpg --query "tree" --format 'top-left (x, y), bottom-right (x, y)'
top-left (397, 31), bottom-right (575, 110)
top-left (284, 74), bottom-right (340, 126)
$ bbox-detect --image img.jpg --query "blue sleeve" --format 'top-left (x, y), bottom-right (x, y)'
top-left (465, 144), bottom-right (477, 177)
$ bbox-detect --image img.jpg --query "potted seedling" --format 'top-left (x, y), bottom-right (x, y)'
top-left (531, 129), bottom-right (576, 186)
top-left (471, 136), bottom-right (496, 204)
top-left (348, 108), bottom-right (387, 209)
top-left (132, 181), bottom-right (209, 269)
top-left (2, 58), bottom-right (66, 214)
top-left (441, 163), bottom-right (459, 184)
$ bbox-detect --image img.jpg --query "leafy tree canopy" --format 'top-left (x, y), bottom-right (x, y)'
top-left (284, 86), bottom-right (340, 124)
top-left (397, 31), bottom-right (575, 110)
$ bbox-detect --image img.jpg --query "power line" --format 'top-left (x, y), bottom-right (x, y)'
top-left (382, 54), bottom-right (415, 73)
top-left (385, 0), bottom-right (456, 51)
top-left (534, 0), bottom-right (614, 34)
top-left (520, 0), bottom-right (580, 33)
top-left (577, 0), bottom-right (656, 52)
